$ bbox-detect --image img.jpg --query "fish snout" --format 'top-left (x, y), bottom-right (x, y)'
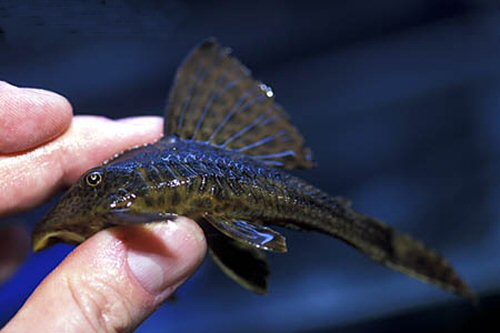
top-left (32, 209), bottom-right (86, 252)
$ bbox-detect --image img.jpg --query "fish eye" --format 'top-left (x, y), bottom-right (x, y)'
top-left (85, 171), bottom-right (103, 187)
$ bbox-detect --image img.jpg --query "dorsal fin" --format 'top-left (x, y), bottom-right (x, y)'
top-left (163, 38), bottom-right (314, 169)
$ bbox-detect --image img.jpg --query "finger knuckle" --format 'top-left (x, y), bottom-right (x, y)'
top-left (66, 274), bottom-right (134, 333)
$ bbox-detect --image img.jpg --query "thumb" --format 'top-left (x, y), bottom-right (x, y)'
top-left (3, 217), bottom-right (206, 333)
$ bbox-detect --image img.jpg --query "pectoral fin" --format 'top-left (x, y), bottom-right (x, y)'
top-left (110, 209), bottom-right (178, 224)
top-left (201, 219), bottom-right (270, 294)
top-left (204, 215), bottom-right (287, 253)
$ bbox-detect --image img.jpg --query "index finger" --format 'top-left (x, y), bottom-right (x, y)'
top-left (0, 116), bottom-right (163, 216)
top-left (0, 81), bottom-right (73, 153)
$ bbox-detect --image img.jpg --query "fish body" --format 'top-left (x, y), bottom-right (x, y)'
top-left (33, 39), bottom-right (475, 300)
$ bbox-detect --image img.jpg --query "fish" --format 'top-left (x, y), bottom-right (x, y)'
top-left (32, 39), bottom-right (475, 301)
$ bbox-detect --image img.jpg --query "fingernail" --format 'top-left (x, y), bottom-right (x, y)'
top-left (126, 222), bottom-right (193, 295)
top-left (23, 87), bottom-right (61, 97)
top-left (127, 250), bottom-right (169, 295)
top-left (117, 116), bottom-right (162, 127)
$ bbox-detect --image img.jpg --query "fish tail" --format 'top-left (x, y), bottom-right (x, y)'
top-left (321, 205), bottom-right (476, 302)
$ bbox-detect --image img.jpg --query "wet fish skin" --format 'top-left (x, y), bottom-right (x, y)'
top-left (32, 39), bottom-right (476, 302)
top-left (32, 135), bottom-right (475, 300)
top-left (33, 136), bottom-right (308, 245)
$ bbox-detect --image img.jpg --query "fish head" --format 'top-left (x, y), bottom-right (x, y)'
top-left (32, 165), bottom-right (142, 252)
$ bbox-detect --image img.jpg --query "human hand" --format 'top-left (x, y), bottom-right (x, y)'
top-left (0, 81), bottom-right (207, 332)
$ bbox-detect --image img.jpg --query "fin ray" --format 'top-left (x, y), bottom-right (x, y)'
top-left (163, 39), bottom-right (314, 169)
top-left (204, 215), bottom-right (287, 253)
top-left (315, 202), bottom-right (476, 301)
top-left (201, 219), bottom-right (270, 294)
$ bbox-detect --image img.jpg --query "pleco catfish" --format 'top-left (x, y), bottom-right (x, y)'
top-left (33, 39), bottom-right (475, 301)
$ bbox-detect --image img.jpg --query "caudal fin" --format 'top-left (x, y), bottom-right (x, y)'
top-left (323, 206), bottom-right (476, 302)
top-left (386, 229), bottom-right (476, 302)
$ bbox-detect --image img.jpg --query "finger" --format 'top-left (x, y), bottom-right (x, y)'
top-left (3, 217), bottom-right (207, 333)
top-left (0, 81), bottom-right (73, 153)
top-left (0, 115), bottom-right (163, 216)
top-left (0, 224), bottom-right (30, 283)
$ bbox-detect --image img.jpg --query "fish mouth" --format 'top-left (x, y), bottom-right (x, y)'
top-left (31, 205), bottom-right (178, 252)
top-left (31, 208), bottom-right (139, 252)
top-left (32, 230), bottom-right (86, 252)
top-left (32, 208), bottom-right (88, 252)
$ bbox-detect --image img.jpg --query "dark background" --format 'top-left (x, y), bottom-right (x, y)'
top-left (1, 0), bottom-right (500, 332)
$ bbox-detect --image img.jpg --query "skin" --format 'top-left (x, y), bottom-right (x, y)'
top-left (0, 81), bottom-right (207, 332)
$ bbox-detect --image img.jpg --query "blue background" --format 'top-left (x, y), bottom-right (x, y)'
top-left (1, 1), bottom-right (500, 332)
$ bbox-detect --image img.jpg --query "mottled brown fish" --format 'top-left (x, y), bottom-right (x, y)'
top-left (33, 39), bottom-right (475, 301)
